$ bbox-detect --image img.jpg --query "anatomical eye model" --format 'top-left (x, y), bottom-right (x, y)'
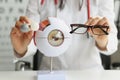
top-left (34, 17), bottom-right (72, 57)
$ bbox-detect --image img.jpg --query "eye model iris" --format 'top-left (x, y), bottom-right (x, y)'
top-left (48, 29), bottom-right (64, 47)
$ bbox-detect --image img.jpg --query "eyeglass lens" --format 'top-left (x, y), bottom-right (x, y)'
top-left (70, 25), bottom-right (87, 34)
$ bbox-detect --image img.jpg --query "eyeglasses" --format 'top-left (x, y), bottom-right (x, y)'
top-left (70, 24), bottom-right (109, 35)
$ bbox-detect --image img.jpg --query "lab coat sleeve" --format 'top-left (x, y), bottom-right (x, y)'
top-left (14, 39), bottom-right (37, 60)
top-left (97, 0), bottom-right (118, 55)
top-left (14, 0), bottom-right (41, 59)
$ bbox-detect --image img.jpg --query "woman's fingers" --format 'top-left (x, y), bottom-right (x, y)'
top-left (85, 17), bottom-right (110, 36)
top-left (97, 17), bottom-right (108, 26)
top-left (19, 16), bottom-right (31, 24)
top-left (10, 27), bottom-right (22, 37)
top-left (15, 16), bottom-right (31, 29)
top-left (85, 17), bottom-right (101, 25)
top-left (15, 20), bottom-right (23, 29)
top-left (89, 17), bottom-right (101, 25)
top-left (85, 17), bottom-right (108, 25)
top-left (85, 17), bottom-right (101, 34)
top-left (10, 27), bottom-right (17, 35)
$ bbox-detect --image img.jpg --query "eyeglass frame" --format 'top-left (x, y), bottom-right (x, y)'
top-left (70, 24), bottom-right (109, 35)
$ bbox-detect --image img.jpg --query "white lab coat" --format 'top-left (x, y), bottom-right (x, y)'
top-left (17, 0), bottom-right (118, 70)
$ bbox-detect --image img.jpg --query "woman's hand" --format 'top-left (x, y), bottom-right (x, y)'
top-left (85, 17), bottom-right (110, 51)
top-left (10, 16), bottom-right (34, 57)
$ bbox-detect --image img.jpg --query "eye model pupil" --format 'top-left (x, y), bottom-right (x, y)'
top-left (48, 29), bottom-right (64, 47)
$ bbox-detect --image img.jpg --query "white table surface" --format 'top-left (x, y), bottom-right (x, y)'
top-left (0, 70), bottom-right (120, 80)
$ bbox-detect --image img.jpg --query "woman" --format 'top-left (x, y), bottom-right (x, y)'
top-left (10, 0), bottom-right (118, 70)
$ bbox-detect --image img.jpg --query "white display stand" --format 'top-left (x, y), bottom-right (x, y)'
top-left (37, 71), bottom-right (66, 80)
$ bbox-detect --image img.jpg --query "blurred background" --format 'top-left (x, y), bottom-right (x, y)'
top-left (0, 0), bottom-right (120, 71)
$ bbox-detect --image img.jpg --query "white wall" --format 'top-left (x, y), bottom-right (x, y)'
top-left (111, 0), bottom-right (120, 63)
top-left (0, 0), bottom-right (30, 71)
top-left (114, 0), bottom-right (120, 21)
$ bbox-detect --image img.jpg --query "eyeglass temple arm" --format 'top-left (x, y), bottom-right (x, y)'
top-left (70, 27), bottom-right (80, 34)
top-left (70, 24), bottom-right (89, 34)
